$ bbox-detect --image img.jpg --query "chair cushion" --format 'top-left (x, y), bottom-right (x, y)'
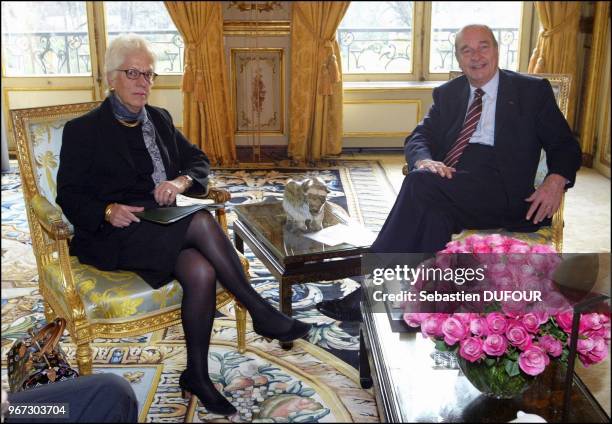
top-left (42, 256), bottom-right (226, 322)
top-left (452, 226), bottom-right (553, 246)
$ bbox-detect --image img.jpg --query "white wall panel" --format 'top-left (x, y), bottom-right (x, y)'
top-left (343, 100), bottom-right (420, 138)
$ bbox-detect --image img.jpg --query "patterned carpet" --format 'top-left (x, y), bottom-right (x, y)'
top-left (1, 160), bottom-right (396, 422)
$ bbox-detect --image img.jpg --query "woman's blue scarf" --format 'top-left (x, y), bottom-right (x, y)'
top-left (108, 91), bottom-right (146, 122)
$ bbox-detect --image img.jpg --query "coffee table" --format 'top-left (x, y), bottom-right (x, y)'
top-left (359, 280), bottom-right (610, 422)
top-left (232, 200), bottom-right (371, 347)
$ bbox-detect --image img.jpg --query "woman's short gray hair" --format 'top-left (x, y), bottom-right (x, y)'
top-left (104, 33), bottom-right (156, 78)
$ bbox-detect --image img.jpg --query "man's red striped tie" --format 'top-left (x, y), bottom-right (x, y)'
top-left (444, 88), bottom-right (485, 168)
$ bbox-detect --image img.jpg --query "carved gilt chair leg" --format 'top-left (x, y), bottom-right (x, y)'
top-left (42, 301), bottom-right (56, 323)
top-left (235, 300), bottom-right (247, 353)
top-left (76, 341), bottom-right (94, 375)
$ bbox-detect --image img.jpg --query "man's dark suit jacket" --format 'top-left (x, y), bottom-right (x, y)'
top-left (404, 69), bottom-right (581, 220)
top-left (56, 97), bottom-right (210, 269)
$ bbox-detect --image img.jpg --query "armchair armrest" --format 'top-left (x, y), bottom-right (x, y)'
top-left (31, 194), bottom-right (72, 239)
top-left (184, 184), bottom-right (231, 233)
top-left (187, 186), bottom-right (231, 204)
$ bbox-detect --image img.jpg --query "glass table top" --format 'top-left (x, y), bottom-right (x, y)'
top-left (233, 200), bottom-right (371, 264)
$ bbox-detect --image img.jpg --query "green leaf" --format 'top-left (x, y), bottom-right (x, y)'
top-left (485, 357), bottom-right (496, 367)
top-left (434, 339), bottom-right (450, 351)
top-left (505, 359), bottom-right (520, 377)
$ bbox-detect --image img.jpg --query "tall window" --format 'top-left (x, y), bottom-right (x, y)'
top-left (338, 1), bottom-right (525, 80)
top-left (1, 1), bottom-right (90, 76)
top-left (104, 2), bottom-right (183, 74)
top-left (429, 1), bottom-right (522, 73)
top-left (338, 1), bottom-right (414, 74)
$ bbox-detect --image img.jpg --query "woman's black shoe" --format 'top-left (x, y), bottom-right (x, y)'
top-left (179, 370), bottom-right (237, 416)
top-left (253, 318), bottom-right (312, 343)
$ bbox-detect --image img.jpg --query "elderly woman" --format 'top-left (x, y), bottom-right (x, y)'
top-left (56, 34), bottom-right (310, 416)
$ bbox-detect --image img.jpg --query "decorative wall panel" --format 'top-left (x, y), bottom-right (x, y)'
top-left (231, 48), bottom-right (284, 135)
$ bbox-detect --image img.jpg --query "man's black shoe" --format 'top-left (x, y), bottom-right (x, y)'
top-left (316, 288), bottom-right (362, 322)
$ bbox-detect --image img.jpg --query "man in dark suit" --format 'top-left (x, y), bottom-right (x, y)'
top-left (317, 24), bottom-right (582, 321)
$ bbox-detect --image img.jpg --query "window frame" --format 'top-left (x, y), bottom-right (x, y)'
top-left (341, 1), bottom-right (535, 83)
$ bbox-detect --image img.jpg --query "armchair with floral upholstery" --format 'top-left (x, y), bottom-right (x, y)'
top-left (11, 102), bottom-right (248, 375)
top-left (402, 73), bottom-right (572, 253)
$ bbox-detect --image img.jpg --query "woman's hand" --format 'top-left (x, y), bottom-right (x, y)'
top-left (106, 204), bottom-right (144, 228)
top-left (153, 177), bottom-right (192, 206)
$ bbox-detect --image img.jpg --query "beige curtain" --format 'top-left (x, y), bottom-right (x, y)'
top-left (165, 1), bottom-right (236, 165)
top-left (528, 1), bottom-right (580, 127)
top-left (289, 2), bottom-right (349, 163)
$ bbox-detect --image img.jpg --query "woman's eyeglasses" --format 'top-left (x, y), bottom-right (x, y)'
top-left (117, 68), bottom-right (158, 83)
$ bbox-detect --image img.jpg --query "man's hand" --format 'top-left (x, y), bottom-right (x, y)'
top-left (106, 204), bottom-right (144, 228)
top-left (415, 159), bottom-right (456, 179)
top-left (525, 174), bottom-right (567, 224)
top-left (153, 178), bottom-right (189, 206)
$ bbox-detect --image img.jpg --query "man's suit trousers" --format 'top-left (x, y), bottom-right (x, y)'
top-left (372, 144), bottom-right (529, 254)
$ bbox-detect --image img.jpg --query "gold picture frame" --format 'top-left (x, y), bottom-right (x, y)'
top-left (231, 48), bottom-right (285, 135)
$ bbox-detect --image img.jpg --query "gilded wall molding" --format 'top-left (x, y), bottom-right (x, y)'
top-left (224, 20), bottom-right (290, 36)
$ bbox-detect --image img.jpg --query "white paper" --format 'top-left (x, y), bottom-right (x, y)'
top-left (176, 194), bottom-right (214, 206)
top-left (303, 223), bottom-right (376, 247)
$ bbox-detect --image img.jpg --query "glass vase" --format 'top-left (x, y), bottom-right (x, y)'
top-left (457, 356), bottom-right (535, 399)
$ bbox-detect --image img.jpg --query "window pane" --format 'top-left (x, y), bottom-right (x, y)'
top-left (338, 1), bottom-right (413, 74)
top-left (1, 1), bottom-right (91, 76)
top-left (105, 1), bottom-right (184, 74)
top-left (430, 1), bottom-right (522, 73)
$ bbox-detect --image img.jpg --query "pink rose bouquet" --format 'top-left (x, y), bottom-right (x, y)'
top-left (404, 235), bottom-right (611, 378)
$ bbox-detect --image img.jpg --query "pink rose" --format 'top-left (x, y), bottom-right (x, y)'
top-left (484, 234), bottom-right (506, 247)
top-left (469, 317), bottom-right (490, 337)
top-left (510, 263), bottom-right (538, 280)
top-left (584, 337), bottom-right (609, 366)
top-left (459, 337), bottom-right (484, 362)
top-left (501, 299), bottom-right (529, 319)
top-left (506, 321), bottom-right (533, 350)
top-left (555, 311), bottom-right (574, 333)
top-left (465, 235), bottom-right (486, 247)
top-left (519, 345), bottom-right (550, 376)
top-left (453, 313), bottom-right (478, 326)
top-left (403, 313), bottom-right (431, 328)
top-left (435, 253), bottom-right (453, 269)
top-left (421, 315), bottom-right (445, 339)
top-left (577, 336), bottom-right (609, 367)
top-left (531, 307), bottom-right (550, 325)
top-left (579, 313), bottom-right (606, 334)
top-left (576, 337), bottom-right (595, 356)
top-left (441, 316), bottom-right (468, 345)
top-left (482, 334), bottom-right (508, 356)
top-left (521, 313), bottom-right (541, 334)
top-left (486, 313), bottom-right (508, 335)
top-left (543, 292), bottom-right (571, 315)
top-left (538, 335), bottom-right (563, 357)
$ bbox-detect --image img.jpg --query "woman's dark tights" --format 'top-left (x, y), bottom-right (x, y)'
top-left (173, 211), bottom-right (294, 387)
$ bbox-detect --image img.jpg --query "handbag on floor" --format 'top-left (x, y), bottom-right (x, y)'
top-left (6, 317), bottom-right (79, 392)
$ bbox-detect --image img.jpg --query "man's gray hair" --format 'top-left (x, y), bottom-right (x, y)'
top-left (104, 34), bottom-right (156, 78)
top-left (454, 24), bottom-right (499, 53)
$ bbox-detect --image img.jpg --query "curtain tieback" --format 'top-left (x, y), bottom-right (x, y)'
top-left (542, 15), bottom-right (577, 38)
top-left (318, 39), bottom-right (341, 96)
top-left (182, 44), bottom-right (206, 101)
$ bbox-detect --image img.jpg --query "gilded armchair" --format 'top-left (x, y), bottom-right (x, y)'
top-left (402, 73), bottom-right (572, 253)
top-left (11, 102), bottom-right (248, 375)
